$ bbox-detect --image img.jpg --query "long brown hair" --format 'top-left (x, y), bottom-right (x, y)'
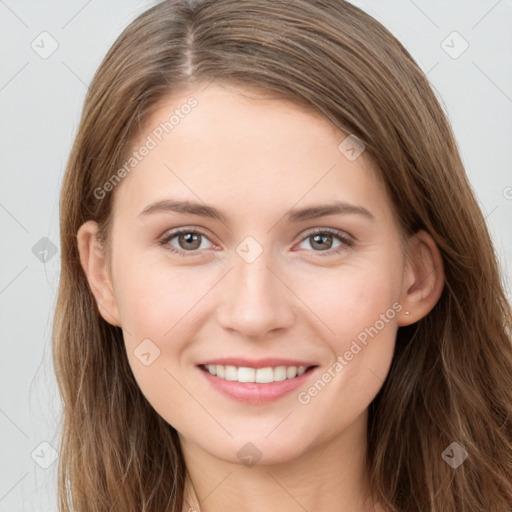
top-left (53, 1), bottom-right (512, 510)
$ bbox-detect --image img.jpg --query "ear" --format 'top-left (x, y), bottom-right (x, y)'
top-left (76, 220), bottom-right (122, 327)
top-left (397, 229), bottom-right (445, 326)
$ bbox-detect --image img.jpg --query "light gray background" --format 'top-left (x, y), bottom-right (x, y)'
top-left (1, 1), bottom-right (511, 510)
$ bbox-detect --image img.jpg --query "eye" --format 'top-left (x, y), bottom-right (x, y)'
top-left (160, 228), bottom-right (215, 256)
top-left (159, 227), bottom-right (354, 257)
top-left (296, 228), bottom-right (354, 256)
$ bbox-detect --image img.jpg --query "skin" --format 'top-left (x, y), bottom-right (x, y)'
top-left (78, 82), bottom-right (444, 512)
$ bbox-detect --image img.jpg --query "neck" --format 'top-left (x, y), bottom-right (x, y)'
top-left (180, 409), bottom-right (385, 512)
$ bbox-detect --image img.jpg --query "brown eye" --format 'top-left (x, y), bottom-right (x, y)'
top-left (177, 232), bottom-right (202, 250)
top-left (160, 229), bottom-right (214, 255)
top-left (309, 233), bottom-right (334, 251)
top-left (296, 228), bottom-right (354, 256)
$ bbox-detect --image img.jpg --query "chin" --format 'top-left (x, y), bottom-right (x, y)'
top-left (188, 429), bottom-right (316, 467)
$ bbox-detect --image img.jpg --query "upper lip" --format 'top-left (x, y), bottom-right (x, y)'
top-left (197, 358), bottom-right (317, 369)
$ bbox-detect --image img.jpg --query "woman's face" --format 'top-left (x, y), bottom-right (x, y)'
top-left (89, 83), bottom-right (420, 464)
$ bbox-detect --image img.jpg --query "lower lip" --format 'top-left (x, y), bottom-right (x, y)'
top-left (197, 365), bottom-right (318, 404)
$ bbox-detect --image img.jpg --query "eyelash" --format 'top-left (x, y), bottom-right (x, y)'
top-left (159, 227), bottom-right (355, 257)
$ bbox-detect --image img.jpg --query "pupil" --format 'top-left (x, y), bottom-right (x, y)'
top-left (313, 234), bottom-right (332, 250)
top-left (181, 233), bottom-right (200, 249)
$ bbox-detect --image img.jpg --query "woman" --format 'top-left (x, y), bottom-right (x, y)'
top-left (52, 0), bottom-right (512, 510)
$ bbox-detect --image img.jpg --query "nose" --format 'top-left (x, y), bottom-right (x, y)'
top-left (216, 250), bottom-right (296, 340)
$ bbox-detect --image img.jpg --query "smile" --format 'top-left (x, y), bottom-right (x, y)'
top-left (197, 362), bottom-right (318, 404)
top-left (201, 364), bottom-right (309, 383)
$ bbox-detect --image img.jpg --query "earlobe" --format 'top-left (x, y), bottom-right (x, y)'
top-left (76, 220), bottom-right (122, 327)
top-left (397, 229), bottom-right (445, 326)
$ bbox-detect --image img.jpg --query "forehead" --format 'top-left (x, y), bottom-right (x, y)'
top-left (112, 82), bottom-right (392, 226)
top-left (141, 82), bottom-right (342, 153)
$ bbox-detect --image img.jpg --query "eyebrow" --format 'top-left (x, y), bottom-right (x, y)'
top-left (138, 199), bottom-right (375, 223)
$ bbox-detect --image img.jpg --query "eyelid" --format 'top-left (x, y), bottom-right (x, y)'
top-left (294, 227), bottom-right (355, 255)
top-left (159, 226), bottom-right (355, 256)
top-left (298, 226), bottom-right (354, 242)
top-left (158, 227), bottom-right (217, 256)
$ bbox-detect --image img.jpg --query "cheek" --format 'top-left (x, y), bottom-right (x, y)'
top-left (292, 256), bottom-right (401, 341)
top-left (114, 260), bottom-right (203, 430)
top-left (113, 256), bottom-right (215, 341)
top-left (295, 286), bottom-right (399, 435)
top-left (113, 261), bottom-right (217, 423)
top-left (293, 259), bottom-right (401, 398)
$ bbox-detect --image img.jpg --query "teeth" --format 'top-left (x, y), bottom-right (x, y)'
top-left (238, 367), bottom-right (256, 382)
top-left (225, 365), bottom-right (238, 381)
top-left (256, 367), bottom-right (274, 383)
top-left (273, 366), bottom-right (287, 382)
top-left (286, 366), bottom-right (297, 378)
top-left (204, 364), bottom-right (309, 383)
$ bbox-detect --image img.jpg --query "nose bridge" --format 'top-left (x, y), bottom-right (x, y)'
top-left (216, 240), bottom-right (295, 337)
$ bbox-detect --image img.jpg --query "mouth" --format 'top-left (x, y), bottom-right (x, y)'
top-left (196, 360), bottom-right (319, 404)
top-left (199, 363), bottom-right (315, 383)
